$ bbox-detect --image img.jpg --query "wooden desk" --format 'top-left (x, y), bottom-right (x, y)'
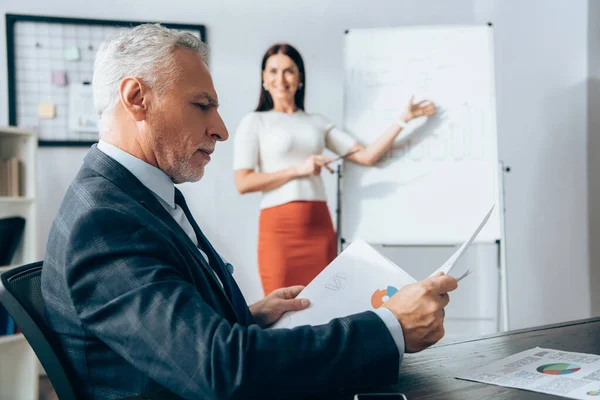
top-left (128, 317), bottom-right (600, 400)
top-left (386, 317), bottom-right (600, 399)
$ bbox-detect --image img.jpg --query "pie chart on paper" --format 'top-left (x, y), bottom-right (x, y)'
top-left (536, 363), bottom-right (581, 375)
top-left (371, 286), bottom-right (399, 309)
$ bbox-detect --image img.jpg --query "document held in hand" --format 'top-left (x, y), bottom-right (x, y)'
top-left (271, 205), bottom-right (495, 329)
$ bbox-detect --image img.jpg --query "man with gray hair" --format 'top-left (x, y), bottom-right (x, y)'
top-left (42, 24), bottom-right (457, 399)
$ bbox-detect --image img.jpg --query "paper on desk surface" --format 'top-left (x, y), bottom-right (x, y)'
top-left (456, 347), bottom-right (600, 399)
top-left (270, 205), bottom-right (495, 330)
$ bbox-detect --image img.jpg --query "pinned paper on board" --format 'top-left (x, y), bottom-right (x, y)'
top-left (51, 71), bottom-right (68, 86)
top-left (63, 46), bottom-right (80, 61)
top-left (68, 83), bottom-right (99, 133)
top-left (37, 103), bottom-right (56, 119)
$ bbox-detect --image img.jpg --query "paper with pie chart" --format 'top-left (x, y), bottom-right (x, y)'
top-left (270, 206), bottom-right (494, 329)
top-left (270, 239), bottom-right (416, 329)
top-left (456, 347), bottom-right (600, 399)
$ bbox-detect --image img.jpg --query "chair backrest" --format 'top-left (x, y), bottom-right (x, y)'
top-left (0, 261), bottom-right (78, 400)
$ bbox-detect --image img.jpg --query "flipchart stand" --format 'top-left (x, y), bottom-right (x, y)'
top-left (334, 161), bottom-right (510, 332)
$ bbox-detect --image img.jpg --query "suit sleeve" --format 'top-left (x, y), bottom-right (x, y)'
top-left (65, 207), bottom-right (400, 400)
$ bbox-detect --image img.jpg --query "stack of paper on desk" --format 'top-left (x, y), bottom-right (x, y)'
top-left (270, 205), bottom-right (495, 329)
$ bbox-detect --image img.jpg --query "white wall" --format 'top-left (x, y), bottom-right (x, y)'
top-left (589, 0), bottom-right (600, 317)
top-left (474, 0), bottom-right (590, 328)
top-left (0, 0), bottom-right (592, 329)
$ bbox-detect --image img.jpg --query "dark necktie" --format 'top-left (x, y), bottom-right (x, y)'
top-left (173, 188), bottom-right (229, 287)
top-left (174, 188), bottom-right (253, 326)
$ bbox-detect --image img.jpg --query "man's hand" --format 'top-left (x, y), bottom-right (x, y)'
top-left (250, 285), bottom-right (310, 328)
top-left (382, 273), bottom-right (458, 353)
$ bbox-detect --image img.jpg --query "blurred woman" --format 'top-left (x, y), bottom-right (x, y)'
top-left (234, 43), bottom-right (435, 295)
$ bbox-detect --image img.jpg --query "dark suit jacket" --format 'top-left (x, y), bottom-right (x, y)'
top-left (41, 145), bottom-right (400, 400)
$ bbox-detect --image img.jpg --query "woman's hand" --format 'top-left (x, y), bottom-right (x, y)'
top-left (294, 155), bottom-right (334, 177)
top-left (400, 95), bottom-right (436, 122)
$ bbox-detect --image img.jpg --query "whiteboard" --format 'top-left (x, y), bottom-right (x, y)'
top-left (341, 25), bottom-right (501, 245)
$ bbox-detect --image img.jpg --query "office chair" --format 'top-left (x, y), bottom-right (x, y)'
top-left (0, 261), bottom-right (79, 400)
top-left (0, 262), bottom-right (182, 400)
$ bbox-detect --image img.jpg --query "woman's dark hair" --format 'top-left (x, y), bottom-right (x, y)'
top-left (255, 43), bottom-right (305, 112)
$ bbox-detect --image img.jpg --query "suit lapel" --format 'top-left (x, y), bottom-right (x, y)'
top-left (83, 145), bottom-right (239, 323)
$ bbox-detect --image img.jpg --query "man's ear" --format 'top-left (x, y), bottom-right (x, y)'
top-left (118, 77), bottom-right (149, 121)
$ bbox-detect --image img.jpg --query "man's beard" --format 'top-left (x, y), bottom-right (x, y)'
top-left (149, 128), bottom-right (206, 184)
top-left (166, 155), bottom-right (206, 184)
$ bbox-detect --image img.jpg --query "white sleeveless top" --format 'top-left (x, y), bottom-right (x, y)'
top-left (233, 110), bottom-right (357, 210)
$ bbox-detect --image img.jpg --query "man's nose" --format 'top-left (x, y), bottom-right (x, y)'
top-left (209, 111), bottom-right (229, 142)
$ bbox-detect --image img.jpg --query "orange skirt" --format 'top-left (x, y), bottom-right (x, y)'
top-left (258, 201), bottom-right (337, 295)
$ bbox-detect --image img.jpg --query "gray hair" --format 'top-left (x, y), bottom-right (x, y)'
top-left (92, 23), bottom-right (209, 120)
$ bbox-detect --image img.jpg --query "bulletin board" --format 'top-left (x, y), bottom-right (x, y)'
top-left (6, 14), bottom-right (206, 146)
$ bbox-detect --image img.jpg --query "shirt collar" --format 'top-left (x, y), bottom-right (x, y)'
top-left (97, 140), bottom-right (176, 209)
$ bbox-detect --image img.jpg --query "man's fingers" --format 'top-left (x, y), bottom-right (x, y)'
top-left (281, 285), bottom-right (305, 299)
top-left (282, 298), bottom-right (310, 311)
top-left (439, 292), bottom-right (450, 308)
top-left (295, 298), bottom-right (311, 309)
top-left (427, 274), bottom-right (458, 294)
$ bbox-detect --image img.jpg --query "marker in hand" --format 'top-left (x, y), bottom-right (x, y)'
top-left (324, 149), bottom-right (360, 166)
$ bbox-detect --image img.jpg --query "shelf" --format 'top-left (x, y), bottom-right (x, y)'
top-left (0, 332), bottom-right (38, 399)
top-left (0, 196), bottom-right (34, 204)
top-left (0, 127), bottom-right (35, 138)
top-left (0, 125), bottom-right (38, 399)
